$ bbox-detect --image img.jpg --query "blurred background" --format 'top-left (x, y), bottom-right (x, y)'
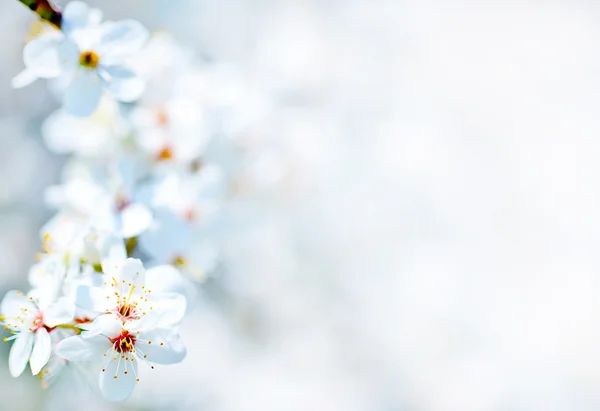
top-left (2, 0), bottom-right (600, 410)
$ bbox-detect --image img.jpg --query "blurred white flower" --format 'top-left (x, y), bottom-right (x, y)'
top-left (149, 165), bottom-right (224, 220)
top-left (131, 97), bottom-right (210, 165)
top-left (44, 161), bottom-right (152, 238)
top-left (15, 1), bottom-right (148, 116)
top-left (42, 97), bottom-right (131, 157)
top-left (139, 209), bottom-right (219, 282)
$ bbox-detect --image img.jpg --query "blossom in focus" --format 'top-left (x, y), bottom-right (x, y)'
top-left (0, 288), bottom-right (75, 377)
top-left (15, 1), bottom-right (148, 116)
top-left (57, 315), bottom-right (186, 401)
top-left (2, 0), bottom-right (272, 404)
top-left (74, 235), bottom-right (187, 322)
top-left (57, 245), bottom-right (187, 402)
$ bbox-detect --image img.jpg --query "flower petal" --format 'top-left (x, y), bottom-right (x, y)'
top-left (43, 299), bottom-right (75, 328)
top-left (75, 285), bottom-right (106, 313)
top-left (61, 1), bottom-right (92, 34)
top-left (101, 66), bottom-right (145, 102)
top-left (187, 239), bottom-right (219, 282)
top-left (145, 265), bottom-right (188, 294)
top-left (146, 265), bottom-right (197, 313)
top-left (113, 258), bottom-right (145, 286)
top-left (138, 210), bottom-right (193, 264)
top-left (11, 68), bottom-right (38, 89)
top-left (150, 293), bottom-right (187, 328)
top-left (23, 34), bottom-right (64, 78)
top-left (99, 233), bottom-right (127, 269)
top-left (9, 332), bottom-right (34, 377)
top-left (138, 328), bottom-right (186, 365)
top-left (119, 202), bottom-right (152, 238)
top-left (56, 335), bottom-right (109, 361)
top-left (41, 111), bottom-right (77, 154)
top-left (82, 314), bottom-right (122, 339)
top-left (64, 69), bottom-right (103, 117)
top-left (1, 290), bottom-right (36, 320)
top-left (29, 328), bottom-right (51, 375)
top-left (100, 352), bottom-right (138, 402)
top-left (98, 20), bottom-right (148, 64)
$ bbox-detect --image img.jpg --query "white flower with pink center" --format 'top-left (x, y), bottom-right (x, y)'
top-left (0, 290), bottom-right (75, 377)
top-left (56, 301), bottom-right (186, 401)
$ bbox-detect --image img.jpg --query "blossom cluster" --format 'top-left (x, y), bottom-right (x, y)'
top-left (1, 0), bottom-right (252, 402)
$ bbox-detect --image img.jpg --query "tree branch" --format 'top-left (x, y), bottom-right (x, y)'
top-left (17, 0), bottom-right (62, 29)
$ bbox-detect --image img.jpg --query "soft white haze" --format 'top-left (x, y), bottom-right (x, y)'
top-left (0, 1), bottom-right (598, 410)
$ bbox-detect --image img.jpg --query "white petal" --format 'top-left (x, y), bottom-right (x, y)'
top-left (56, 335), bottom-right (109, 361)
top-left (138, 210), bottom-right (193, 264)
top-left (82, 314), bottom-right (122, 339)
top-left (101, 65), bottom-right (145, 102)
top-left (119, 203), bottom-right (152, 238)
top-left (98, 20), bottom-right (148, 64)
top-left (11, 68), bottom-right (38, 89)
top-left (124, 311), bottom-right (154, 333)
top-left (29, 328), bottom-right (51, 375)
top-left (1, 290), bottom-right (36, 320)
top-left (9, 332), bottom-right (34, 377)
top-left (41, 110), bottom-right (77, 154)
top-left (75, 285), bottom-right (106, 313)
top-left (114, 258), bottom-right (145, 286)
top-left (41, 109), bottom-right (108, 155)
top-left (61, 1), bottom-right (92, 34)
top-left (146, 265), bottom-right (197, 313)
top-left (43, 299), bottom-right (75, 328)
top-left (64, 69), bottom-right (103, 117)
top-left (187, 240), bottom-right (219, 282)
top-left (138, 329), bottom-right (186, 365)
top-left (100, 353), bottom-right (138, 402)
top-left (89, 8), bottom-right (104, 25)
top-left (23, 35), bottom-right (64, 78)
top-left (145, 265), bottom-right (183, 293)
top-left (99, 233), bottom-right (127, 269)
top-left (149, 293), bottom-right (187, 328)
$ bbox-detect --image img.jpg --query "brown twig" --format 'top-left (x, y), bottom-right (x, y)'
top-left (17, 0), bottom-right (62, 29)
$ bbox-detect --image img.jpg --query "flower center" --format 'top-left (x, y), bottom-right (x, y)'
top-left (114, 194), bottom-right (130, 212)
top-left (31, 312), bottom-right (55, 333)
top-left (110, 330), bottom-right (136, 353)
top-left (156, 146), bottom-right (173, 161)
top-left (183, 208), bottom-right (197, 222)
top-left (171, 255), bottom-right (186, 267)
top-left (155, 107), bottom-right (169, 127)
top-left (117, 302), bottom-right (136, 319)
top-left (79, 51), bottom-right (100, 68)
top-left (32, 313), bottom-right (44, 331)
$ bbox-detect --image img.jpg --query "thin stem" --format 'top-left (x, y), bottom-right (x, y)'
top-left (17, 0), bottom-right (62, 29)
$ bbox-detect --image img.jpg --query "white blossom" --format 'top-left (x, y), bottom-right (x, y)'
top-left (57, 245), bottom-right (186, 401)
top-left (42, 97), bottom-right (130, 157)
top-left (16, 1), bottom-right (148, 116)
top-left (44, 162), bottom-right (152, 239)
top-left (0, 288), bottom-right (74, 377)
top-left (2, 0), bottom-right (269, 405)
